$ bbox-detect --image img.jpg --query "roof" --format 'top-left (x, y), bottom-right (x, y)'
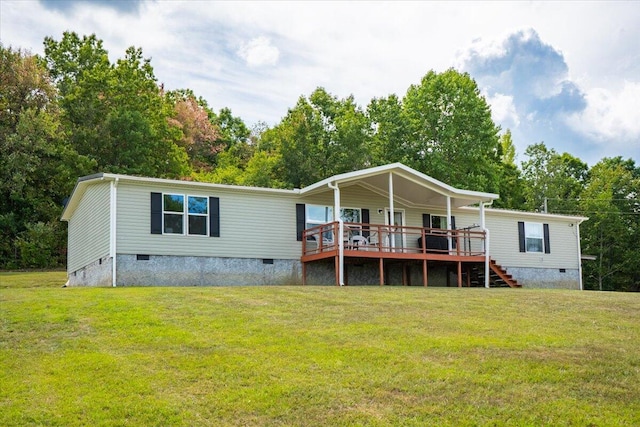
top-left (62, 163), bottom-right (587, 223)
top-left (60, 172), bottom-right (298, 221)
top-left (300, 163), bottom-right (499, 208)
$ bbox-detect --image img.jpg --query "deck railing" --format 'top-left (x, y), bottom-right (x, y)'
top-left (302, 222), bottom-right (486, 257)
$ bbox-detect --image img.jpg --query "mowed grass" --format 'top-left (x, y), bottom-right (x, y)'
top-left (1, 272), bottom-right (639, 426)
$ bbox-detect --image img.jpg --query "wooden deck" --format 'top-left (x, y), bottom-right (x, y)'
top-left (301, 222), bottom-right (489, 286)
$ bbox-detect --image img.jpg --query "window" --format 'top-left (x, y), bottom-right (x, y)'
top-left (163, 194), bottom-right (184, 234)
top-left (162, 194), bottom-right (209, 236)
top-left (430, 215), bottom-right (448, 229)
top-left (305, 205), bottom-right (361, 240)
top-left (188, 196), bottom-right (208, 235)
top-left (525, 222), bottom-right (543, 253)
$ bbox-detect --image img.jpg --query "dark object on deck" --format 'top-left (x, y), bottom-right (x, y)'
top-left (417, 235), bottom-right (448, 253)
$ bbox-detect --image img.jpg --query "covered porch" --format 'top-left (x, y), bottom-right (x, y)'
top-left (298, 163), bottom-right (499, 287)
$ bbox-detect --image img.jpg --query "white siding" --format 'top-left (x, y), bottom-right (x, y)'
top-left (116, 182), bottom-right (301, 259)
top-left (67, 182), bottom-right (111, 272)
top-left (485, 212), bottom-right (580, 269)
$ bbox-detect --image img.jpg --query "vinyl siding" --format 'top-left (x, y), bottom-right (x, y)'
top-left (484, 212), bottom-right (579, 269)
top-left (67, 182), bottom-right (111, 273)
top-left (116, 181), bottom-right (301, 259)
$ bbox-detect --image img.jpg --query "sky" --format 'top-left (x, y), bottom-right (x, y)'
top-left (1, 0), bottom-right (639, 167)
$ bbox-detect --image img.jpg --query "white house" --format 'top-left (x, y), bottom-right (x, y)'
top-left (61, 163), bottom-right (588, 289)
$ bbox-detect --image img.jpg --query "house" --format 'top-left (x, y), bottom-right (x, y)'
top-left (61, 163), bottom-right (588, 289)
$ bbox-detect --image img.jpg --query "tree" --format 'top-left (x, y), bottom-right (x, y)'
top-left (43, 32), bottom-right (190, 178)
top-left (493, 130), bottom-right (526, 209)
top-left (580, 158), bottom-right (640, 291)
top-left (261, 87), bottom-right (371, 188)
top-left (521, 142), bottom-right (588, 213)
top-left (367, 94), bottom-right (411, 165)
top-left (166, 90), bottom-right (223, 171)
top-left (401, 69), bottom-right (502, 193)
top-left (0, 45), bottom-right (94, 268)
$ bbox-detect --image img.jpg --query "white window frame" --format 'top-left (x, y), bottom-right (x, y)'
top-left (162, 193), bottom-right (209, 236)
top-left (305, 205), bottom-right (362, 241)
top-left (524, 222), bottom-right (544, 253)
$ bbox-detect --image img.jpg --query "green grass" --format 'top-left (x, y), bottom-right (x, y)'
top-left (1, 272), bottom-right (639, 426)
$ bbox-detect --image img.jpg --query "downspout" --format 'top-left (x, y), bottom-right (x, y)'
top-left (446, 195), bottom-right (452, 252)
top-left (480, 200), bottom-right (491, 289)
top-left (388, 172), bottom-right (395, 249)
top-left (576, 221), bottom-right (584, 291)
top-left (328, 181), bottom-right (344, 286)
top-left (110, 178), bottom-right (119, 287)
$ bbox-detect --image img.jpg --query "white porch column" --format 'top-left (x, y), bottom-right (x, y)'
top-left (480, 201), bottom-right (490, 289)
top-left (388, 172), bottom-right (395, 249)
top-left (328, 181), bottom-right (344, 286)
top-left (446, 195), bottom-right (452, 252)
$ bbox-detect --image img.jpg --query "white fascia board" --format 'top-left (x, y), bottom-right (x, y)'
top-left (459, 205), bottom-right (589, 223)
top-left (300, 162), bottom-right (499, 202)
top-left (61, 173), bottom-right (300, 221)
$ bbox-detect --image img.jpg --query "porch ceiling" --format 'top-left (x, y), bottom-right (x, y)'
top-left (300, 163), bottom-right (498, 208)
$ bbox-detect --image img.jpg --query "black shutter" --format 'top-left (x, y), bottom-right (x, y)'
top-left (543, 223), bottom-right (551, 254)
top-left (209, 197), bottom-right (220, 237)
top-left (361, 208), bottom-right (370, 238)
top-left (296, 204), bottom-right (305, 241)
top-left (151, 192), bottom-right (162, 234)
top-left (422, 214), bottom-right (431, 228)
top-left (518, 221), bottom-right (526, 252)
top-left (451, 216), bottom-right (457, 249)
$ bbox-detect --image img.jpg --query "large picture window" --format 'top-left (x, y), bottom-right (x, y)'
top-left (525, 222), bottom-right (543, 253)
top-left (163, 194), bottom-right (209, 236)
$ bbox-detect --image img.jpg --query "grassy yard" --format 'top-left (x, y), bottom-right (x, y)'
top-left (1, 272), bottom-right (639, 426)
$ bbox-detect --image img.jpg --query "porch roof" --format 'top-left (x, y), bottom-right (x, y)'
top-left (299, 163), bottom-right (499, 208)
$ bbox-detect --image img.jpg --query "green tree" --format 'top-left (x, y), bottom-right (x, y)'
top-left (367, 94), bottom-right (410, 165)
top-left (402, 69), bottom-right (502, 192)
top-left (262, 87), bottom-right (371, 188)
top-left (580, 158), bottom-right (640, 291)
top-left (493, 130), bottom-right (526, 209)
top-left (0, 45), bottom-right (94, 268)
top-left (521, 142), bottom-right (588, 213)
top-left (43, 32), bottom-right (190, 178)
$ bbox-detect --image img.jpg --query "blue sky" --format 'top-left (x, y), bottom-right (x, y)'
top-left (2, 1), bottom-right (639, 166)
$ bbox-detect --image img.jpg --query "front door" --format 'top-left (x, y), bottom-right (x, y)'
top-left (385, 208), bottom-right (405, 250)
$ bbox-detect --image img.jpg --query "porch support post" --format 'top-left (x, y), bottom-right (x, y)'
top-left (422, 259), bottom-right (428, 286)
top-left (388, 172), bottom-right (395, 250)
top-left (302, 262), bottom-right (307, 285)
top-left (328, 181), bottom-right (344, 286)
top-left (379, 258), bottom-right (384, 286)
top-left (457, 261), bottom-right (462, 287)
top-left (446, 195), bottom-right (452, 252)
top-left (480, 201), bottom-right (490, 289)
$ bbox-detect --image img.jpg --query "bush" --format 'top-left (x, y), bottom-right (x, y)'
top-left (15, 221), bottom-right (66, 268)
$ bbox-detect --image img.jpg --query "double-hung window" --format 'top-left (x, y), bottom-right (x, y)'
top-left (524, 222), bottom-right (544, 253)
top-left (163, 194), bottom-right (209, 236)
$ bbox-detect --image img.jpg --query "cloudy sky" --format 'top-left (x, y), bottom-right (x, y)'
top-left (2, 1), bottom-right (639, 166)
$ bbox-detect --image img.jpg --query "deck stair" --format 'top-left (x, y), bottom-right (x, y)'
top-left (471, 259), bottom-right (521, 288)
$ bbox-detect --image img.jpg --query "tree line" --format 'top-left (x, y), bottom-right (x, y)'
top-left (1, 32), bottom-right (638, 291)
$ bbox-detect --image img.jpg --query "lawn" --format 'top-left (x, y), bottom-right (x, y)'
top-left (1, 272), bottom-right (639, 426)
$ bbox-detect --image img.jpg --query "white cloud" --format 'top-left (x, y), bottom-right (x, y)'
top-left (237, 36), bottom-right (280, 67)
top-left (486, 93), bottom-right (520, 128)
top-left (567, 81), bottom-right (640, 142)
